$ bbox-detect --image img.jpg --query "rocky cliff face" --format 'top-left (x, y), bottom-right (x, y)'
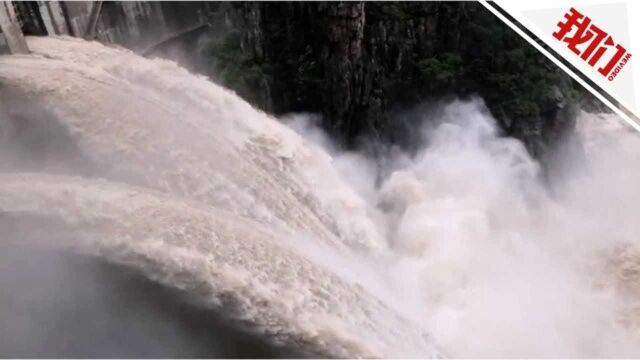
top-left (190, 2), bottom-right (582, 160)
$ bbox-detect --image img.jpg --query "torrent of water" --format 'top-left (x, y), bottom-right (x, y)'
top-left (1, 36), bottom-right (640, 357)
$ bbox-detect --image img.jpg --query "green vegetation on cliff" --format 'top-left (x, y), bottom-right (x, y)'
top-left (177, 2), bottom-right (591, 159)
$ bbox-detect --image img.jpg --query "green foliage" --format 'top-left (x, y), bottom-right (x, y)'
top-left (417, 53), bottom-right (464, 91)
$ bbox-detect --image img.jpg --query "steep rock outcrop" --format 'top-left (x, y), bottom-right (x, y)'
top-left (197, 2), bottom-right (581, 159)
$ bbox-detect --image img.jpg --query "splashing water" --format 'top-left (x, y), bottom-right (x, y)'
top-left (1, 36), bottom-right (640, 357)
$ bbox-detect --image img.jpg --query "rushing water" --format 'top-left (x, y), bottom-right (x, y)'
top-left (1, 36), bottom-right (640, 357)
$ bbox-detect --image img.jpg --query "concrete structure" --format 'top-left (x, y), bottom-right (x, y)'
top-left (38, 2), bottom-right (70, 36)
top-left (4, 1), bottom-right (214, 55)
top-left (0, 1), bottom-right (29, 54)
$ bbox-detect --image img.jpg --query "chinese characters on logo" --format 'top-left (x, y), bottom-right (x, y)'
top-left (553, 8), bottom-right (632, 81)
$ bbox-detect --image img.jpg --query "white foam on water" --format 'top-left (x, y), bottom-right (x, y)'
top-left (2, 36), bottom-right (640, 357)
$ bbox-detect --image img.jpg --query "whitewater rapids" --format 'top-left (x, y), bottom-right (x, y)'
top-left (0, 36), bottom-right (435, 357)
top-left (2, 36), bottom-right (640, 357)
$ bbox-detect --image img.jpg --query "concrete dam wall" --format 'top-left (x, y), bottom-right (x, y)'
top-left (0, 1), bottom-right (212, 54)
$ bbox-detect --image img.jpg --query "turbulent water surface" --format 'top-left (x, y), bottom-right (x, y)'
top-left (1, 36), bottom-right (640, 357)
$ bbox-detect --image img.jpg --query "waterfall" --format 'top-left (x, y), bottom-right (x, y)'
top-left (1, 36), bottom-right (640, 357)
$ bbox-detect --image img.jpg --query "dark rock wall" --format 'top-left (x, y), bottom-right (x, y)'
top-left (194, 2), bottom-right (583, 159)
